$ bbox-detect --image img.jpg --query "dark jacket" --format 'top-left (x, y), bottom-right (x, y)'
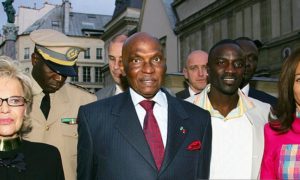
top-left (77, 89), bottom-right (212, 180)
top-left (248, 87), bottom-right (277, 108)
top-left (0, 140), bottom-right (64, 180)
top-left (175, 88), bottom-right (190, 99)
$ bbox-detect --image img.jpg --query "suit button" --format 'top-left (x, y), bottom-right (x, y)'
top-left (45, 126), bottom-right (50, 131)
top-left (74, 133), bottom-right (78, 137)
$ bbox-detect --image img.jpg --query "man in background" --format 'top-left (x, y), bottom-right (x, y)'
top-left (95, 34), bottom-right (128, 99)
top-left (176, 50), bottom-right (208, 99)
top-left (235, 37), bottom-right (277, 107)
top-left (25, 29), bottom-right (96, 180)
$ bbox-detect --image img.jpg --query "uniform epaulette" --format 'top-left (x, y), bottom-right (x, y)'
top-left (69, 83), bottom-right (94, 94)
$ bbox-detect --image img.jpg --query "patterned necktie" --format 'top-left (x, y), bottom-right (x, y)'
top-left (140, 100), bottom-right (164, 170)
top-left (40, 92), bottom-right (50, 119)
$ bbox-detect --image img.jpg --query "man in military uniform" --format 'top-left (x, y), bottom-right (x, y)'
top-left (25, 29), bottom-right (96, 180)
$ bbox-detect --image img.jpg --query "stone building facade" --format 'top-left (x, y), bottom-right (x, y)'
top-left (173, 0), bottom-right (300, 77)
top-left (101, 0), bottom-right (142, 87)
top-left (15, 1), bottom-right (111, 92)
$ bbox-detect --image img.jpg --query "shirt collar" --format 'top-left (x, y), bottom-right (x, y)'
top-left (129, 88), bottom-right (167, 108)
top-left (193, 84), bottom-right (254, 120)
top-left (188, 86), bottom-right (198, 96)
top-left (30, 75), bottom-right (43, 95)
top-left (115, 84), bottom-right (123, 95)
top-left (241, 83), bottom-right (250, 96)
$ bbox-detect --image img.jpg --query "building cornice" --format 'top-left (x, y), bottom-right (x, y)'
top-left (174, 0), bottom-right (235, 34)
top-left (101, 16), bottom-right (139, 40)
top-left (262, 31), bottom-right (300, 49)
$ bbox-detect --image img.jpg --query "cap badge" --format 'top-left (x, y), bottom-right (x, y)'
top-left (66, 47), bottom-right (81, 61)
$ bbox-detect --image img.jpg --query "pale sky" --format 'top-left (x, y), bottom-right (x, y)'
top-left (0, 0), bottom-right (115, 34)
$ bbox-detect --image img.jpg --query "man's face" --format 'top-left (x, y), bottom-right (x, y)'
top-left (108, 42), bottom-right (124, 85)
top-left (183, 51), bottom-right (208, 93)
top-left (122, 33), bottom-right (166, 99)
top-left (208, 44), bottom-right (245, 95)
top-left (237, 40), bottom-right (258, 83)
top-left (31, 53), bottom-right (67, 93)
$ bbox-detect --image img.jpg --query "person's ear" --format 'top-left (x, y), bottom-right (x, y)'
top-left (183, 67), bottom-right (188, 79)
top-left (31, 53), bottom-right (38, 66)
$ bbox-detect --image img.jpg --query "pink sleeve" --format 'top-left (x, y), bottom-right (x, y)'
top-left (260, 123), bottom-right (277, 179)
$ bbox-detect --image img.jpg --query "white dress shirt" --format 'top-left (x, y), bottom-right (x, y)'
top-left (115, 84), bottom-right (123, 95)
top-left (209, 114), bottom-right (253, 179)
top-left (188, 86), bottom-right (199, 96)
top-left (129, 88), bottom-right (168, 147)
top-left (241, 83), bottom-right (250, 96)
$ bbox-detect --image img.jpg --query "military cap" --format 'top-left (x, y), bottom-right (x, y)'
top-left (30, 29), bottom-right (85, 76)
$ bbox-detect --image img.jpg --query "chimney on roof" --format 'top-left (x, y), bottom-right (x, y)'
top-left (62, 0), bottom-right (71, 34)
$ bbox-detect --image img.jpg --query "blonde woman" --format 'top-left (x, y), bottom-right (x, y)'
top-left (0, 57), bottom-right (64, 179)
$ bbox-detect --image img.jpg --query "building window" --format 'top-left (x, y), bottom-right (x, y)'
top-left (71, 76), bottom-right (78, 82)
top-left (82, 22), bottom-right (95, 29)
top-left (83, 66), bottom-right (91, 82)
top-left (24, 47), bottom-right (30, 59)
top-left (51, 21), bottom-right (60, 27)
top-left (95, 67), bottom-right (102, 82)
top-left (84, 48), bottom-right (90, 59)
top-left (96, 48), bottom-right (103, 59)
top-left (25, 67), bottom-right (30, 73)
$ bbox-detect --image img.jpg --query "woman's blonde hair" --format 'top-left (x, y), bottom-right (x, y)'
top-left (0, 56), bottom-right (33, 136)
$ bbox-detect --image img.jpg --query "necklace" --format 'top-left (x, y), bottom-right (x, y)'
top-left (0, 137), bottom-right (22, 151)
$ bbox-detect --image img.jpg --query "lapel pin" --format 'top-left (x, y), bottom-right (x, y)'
top-left (180, 126), bottom-right (187, 134)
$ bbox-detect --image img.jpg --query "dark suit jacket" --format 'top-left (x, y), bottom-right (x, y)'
top-left (175, 88), bottom-right (190, 99)
top-left (95, 84), bottom-right (116, 100)
top-left (77, 90), bottom-right (212, 180)
top-left (248, 87), bottom-right (277, 108)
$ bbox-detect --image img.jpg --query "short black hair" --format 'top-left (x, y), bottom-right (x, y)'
top-left (253, 39), bottom-right (263, 49)
top-left (208, 39), bottom-right (243, 67)
top-left (235, 37), bottom-right (263, 49)
top-left (209, 39), bottom-right (241, 58)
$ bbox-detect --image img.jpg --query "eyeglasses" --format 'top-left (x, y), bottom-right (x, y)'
top-left (0, 96), bottom-right (28, 107)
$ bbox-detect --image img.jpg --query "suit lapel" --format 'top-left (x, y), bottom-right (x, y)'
top-left (48, 85), bottom-right (69, 124)
top-left (106, 85), bottom-right (116, 98)
top-left (109, 85), bottom-right (117, 97)
top-left (114, 91), bottom-right (157, 170)
top-left (246, 107), bottom-right (267, 179)
top-left (31, 93), bottom-right (47, 122)
top-left (160, 94), bottom-right (188, 173)
top-left (183, 88), bottom-right (191, 99)
top-left (114, 91), bottom-right (190, 172)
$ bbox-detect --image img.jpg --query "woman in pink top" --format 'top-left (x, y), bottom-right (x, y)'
top-left (260, 49), bottom-right (300, 179)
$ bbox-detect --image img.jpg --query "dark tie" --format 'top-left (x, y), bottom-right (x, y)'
top-left (40, 92), bottom-right (50, 119)
top-left (140, 100), bottom-right (164, 170)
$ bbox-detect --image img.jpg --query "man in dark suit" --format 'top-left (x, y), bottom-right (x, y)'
top-left (176, 50), bottom-right (208, 99)
top-left (95, 34), bottom-right (129, 100)
top-left (236, 37), bottom-right (277, 107)
top-left (77, 32), bottom-right (212, 179)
